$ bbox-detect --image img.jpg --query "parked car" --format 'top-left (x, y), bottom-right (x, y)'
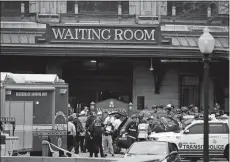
top-left (149, 118), bottom-right (229, 161)
top-left (120, 141), bottom-right (181, 162)
top-left (115, 115), bottom-right (181, 153)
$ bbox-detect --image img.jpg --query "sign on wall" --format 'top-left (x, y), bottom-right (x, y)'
top-left (47, 24), bottom-right (160, 44)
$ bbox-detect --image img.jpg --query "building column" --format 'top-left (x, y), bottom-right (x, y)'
top-left (46, 65), bottom-right (62, 78)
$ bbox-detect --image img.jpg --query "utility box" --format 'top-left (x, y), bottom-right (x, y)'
top-left (0, 72), bottom-right (68, 155)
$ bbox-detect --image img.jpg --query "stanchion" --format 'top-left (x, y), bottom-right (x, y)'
top-left (41, 140), bottom-right (50, 157)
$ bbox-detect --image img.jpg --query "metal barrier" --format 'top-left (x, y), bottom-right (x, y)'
top-left (1, 134), bottom-right (19, 156)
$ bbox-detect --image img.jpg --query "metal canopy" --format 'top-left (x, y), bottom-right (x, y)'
top-left (1, 30), bottom-right (229, 49)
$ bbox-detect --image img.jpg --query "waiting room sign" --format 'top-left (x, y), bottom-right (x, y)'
top-left (46, 24), bottom-right (161, 44)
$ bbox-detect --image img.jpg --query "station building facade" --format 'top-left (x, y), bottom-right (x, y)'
top-left (0, 1), bottom-right (229, 113)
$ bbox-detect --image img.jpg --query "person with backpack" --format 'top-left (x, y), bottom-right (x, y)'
top-left (72, 113), bottom-right (83, 154)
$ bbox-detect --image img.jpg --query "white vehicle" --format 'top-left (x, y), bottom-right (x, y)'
top-left (149, 117), bottom-right (229, 161)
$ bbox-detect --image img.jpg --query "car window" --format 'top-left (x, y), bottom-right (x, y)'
top-left (187, 124), bottom-right (203, 134)
top-left (209, 123), bottom-right (229, 134)
top-left (187, 123), bottom-right (229, 134)
top-left (169, 144), bottom-right (177, 151)
top-left (168, 144), bottom-right (174, 152)
top-left (128, 142), bottom-right (168, 155)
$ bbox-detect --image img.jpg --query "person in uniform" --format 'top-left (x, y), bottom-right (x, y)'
top-left (125, 114), bottom-right (139, 147)
top-left (89, 116), bottom-right (104, 157)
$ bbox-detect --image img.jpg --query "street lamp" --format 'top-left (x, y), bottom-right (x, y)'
top-left (198, 27), bottom-right (215, 162)
top-left (128, 102), bottom-right (133, 116)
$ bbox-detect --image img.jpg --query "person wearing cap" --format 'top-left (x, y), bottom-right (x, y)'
top-left (165, 104), bottom-right (174, 118)
top-left (67, 116), bottom-right (76, 152)
top-left (125, 114), bottom-right (139, 147)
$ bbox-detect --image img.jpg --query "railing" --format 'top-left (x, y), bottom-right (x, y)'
top-left (1, 12), bottom-right (228, 26)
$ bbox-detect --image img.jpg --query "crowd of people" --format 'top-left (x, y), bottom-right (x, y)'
top-left (67, 106), bottom-right (123, 157)
top-left (67, 103), bottom-right (227, 157)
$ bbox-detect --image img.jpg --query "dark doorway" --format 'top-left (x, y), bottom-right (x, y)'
top-left (62, 58), bottom-right (133, 112)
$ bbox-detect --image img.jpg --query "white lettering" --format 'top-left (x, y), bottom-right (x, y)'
top-left (144, 29), bottom-right (155, 40)
top-left (16, 92), bottom-right (47, 97)
top-left (114, 29), bottom-right (123, 40)
top-left (51, 28), bottom-right (156, 41)
top-left (123, 30), bottom-right (133, 41)
top-left (92, 29), bottom-right (101, 40)
top-left (64, 28), bottom-right (74, 40)
top-left (75, 29), bottom-right (79, 39)
top-left (79, 29), bottom-right (87, 40)
top-left (52, 28), bottom-right (66, 39)
top-left (134, 30), bottom-right (144, 41)
top-left (101, 29), bottom-right (111, 40)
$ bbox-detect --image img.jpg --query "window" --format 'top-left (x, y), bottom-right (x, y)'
top-left (167, 1), bottom-right (209, 16)
top-left (67, 1), bottom-right (75, 13)
top-left (79, 1), bottom-right (118, 14)
top-left (187, 123), bottom-right (229, 134)
top-left (121, 1), bottom-right (129, 14)
top-left (1, 1), bottom-right (29, 15)
top-left (180, 75), bottom-right (200, 107)
top-left (137, 96), bottom-right (145, 110)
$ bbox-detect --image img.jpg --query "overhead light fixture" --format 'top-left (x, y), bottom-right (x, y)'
top-left (90, 60), bottom-right (97, 63)
top-left (149, 58), bottom-right (154, 71)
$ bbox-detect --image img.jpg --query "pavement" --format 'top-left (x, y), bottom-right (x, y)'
top-left (77, 152), bottom-right (227, 162)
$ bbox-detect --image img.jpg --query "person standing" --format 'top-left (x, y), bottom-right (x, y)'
top-left (125, 114), bottom-right (139, 147)
top-left (103, 120), bottom-right (115, 157)
top-left (89, 117), bottom-right (104, 157)
top-left (73, 113), bottom-right (83, 154)
top-left (85, 112), bottom-right (95, 153)
top-left (67, 116), bottom-right (76, 152)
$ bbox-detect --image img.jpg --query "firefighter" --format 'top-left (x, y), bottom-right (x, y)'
top-left (137, 119), bottom-right (149, 141)
top-left (125, 114), bottom-right (139, 147)
top-left (89, 116), bottom-right (104, 157)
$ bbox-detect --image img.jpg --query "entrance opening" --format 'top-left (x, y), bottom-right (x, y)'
top-left (62, 58), bottom-right (133, 112)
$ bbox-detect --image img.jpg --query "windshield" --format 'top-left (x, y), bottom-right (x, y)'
top-left (128, 142), bottom-right (168, 155)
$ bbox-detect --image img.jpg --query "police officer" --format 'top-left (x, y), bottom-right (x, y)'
top-left (125, 114), bottom-right (139, 147)
top-left (89, 116), bottom-right (104, 157)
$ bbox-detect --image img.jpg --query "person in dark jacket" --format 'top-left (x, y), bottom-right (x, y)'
top-left (125, 114), bottom-right (139, 147)
top-left (85, 112), bottom-right (95, 153)
top-left (73, 113), bottom-right (83, 154)
top-left (89, 117), bottom-right (104, 157)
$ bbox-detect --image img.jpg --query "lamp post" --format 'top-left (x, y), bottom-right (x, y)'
top-left (198, 27), bottom-right (215, 162)
top-left (128, 102), bottom-right (133, 116)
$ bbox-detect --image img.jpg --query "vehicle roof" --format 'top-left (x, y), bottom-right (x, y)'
top-left (133, 141), bottom-right (169, 145)
top-left (1, 72), bottom-right (65, 83)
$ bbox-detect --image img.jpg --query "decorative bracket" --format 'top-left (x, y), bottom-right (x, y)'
top-left (151, 60), bottom-right (166, 94)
